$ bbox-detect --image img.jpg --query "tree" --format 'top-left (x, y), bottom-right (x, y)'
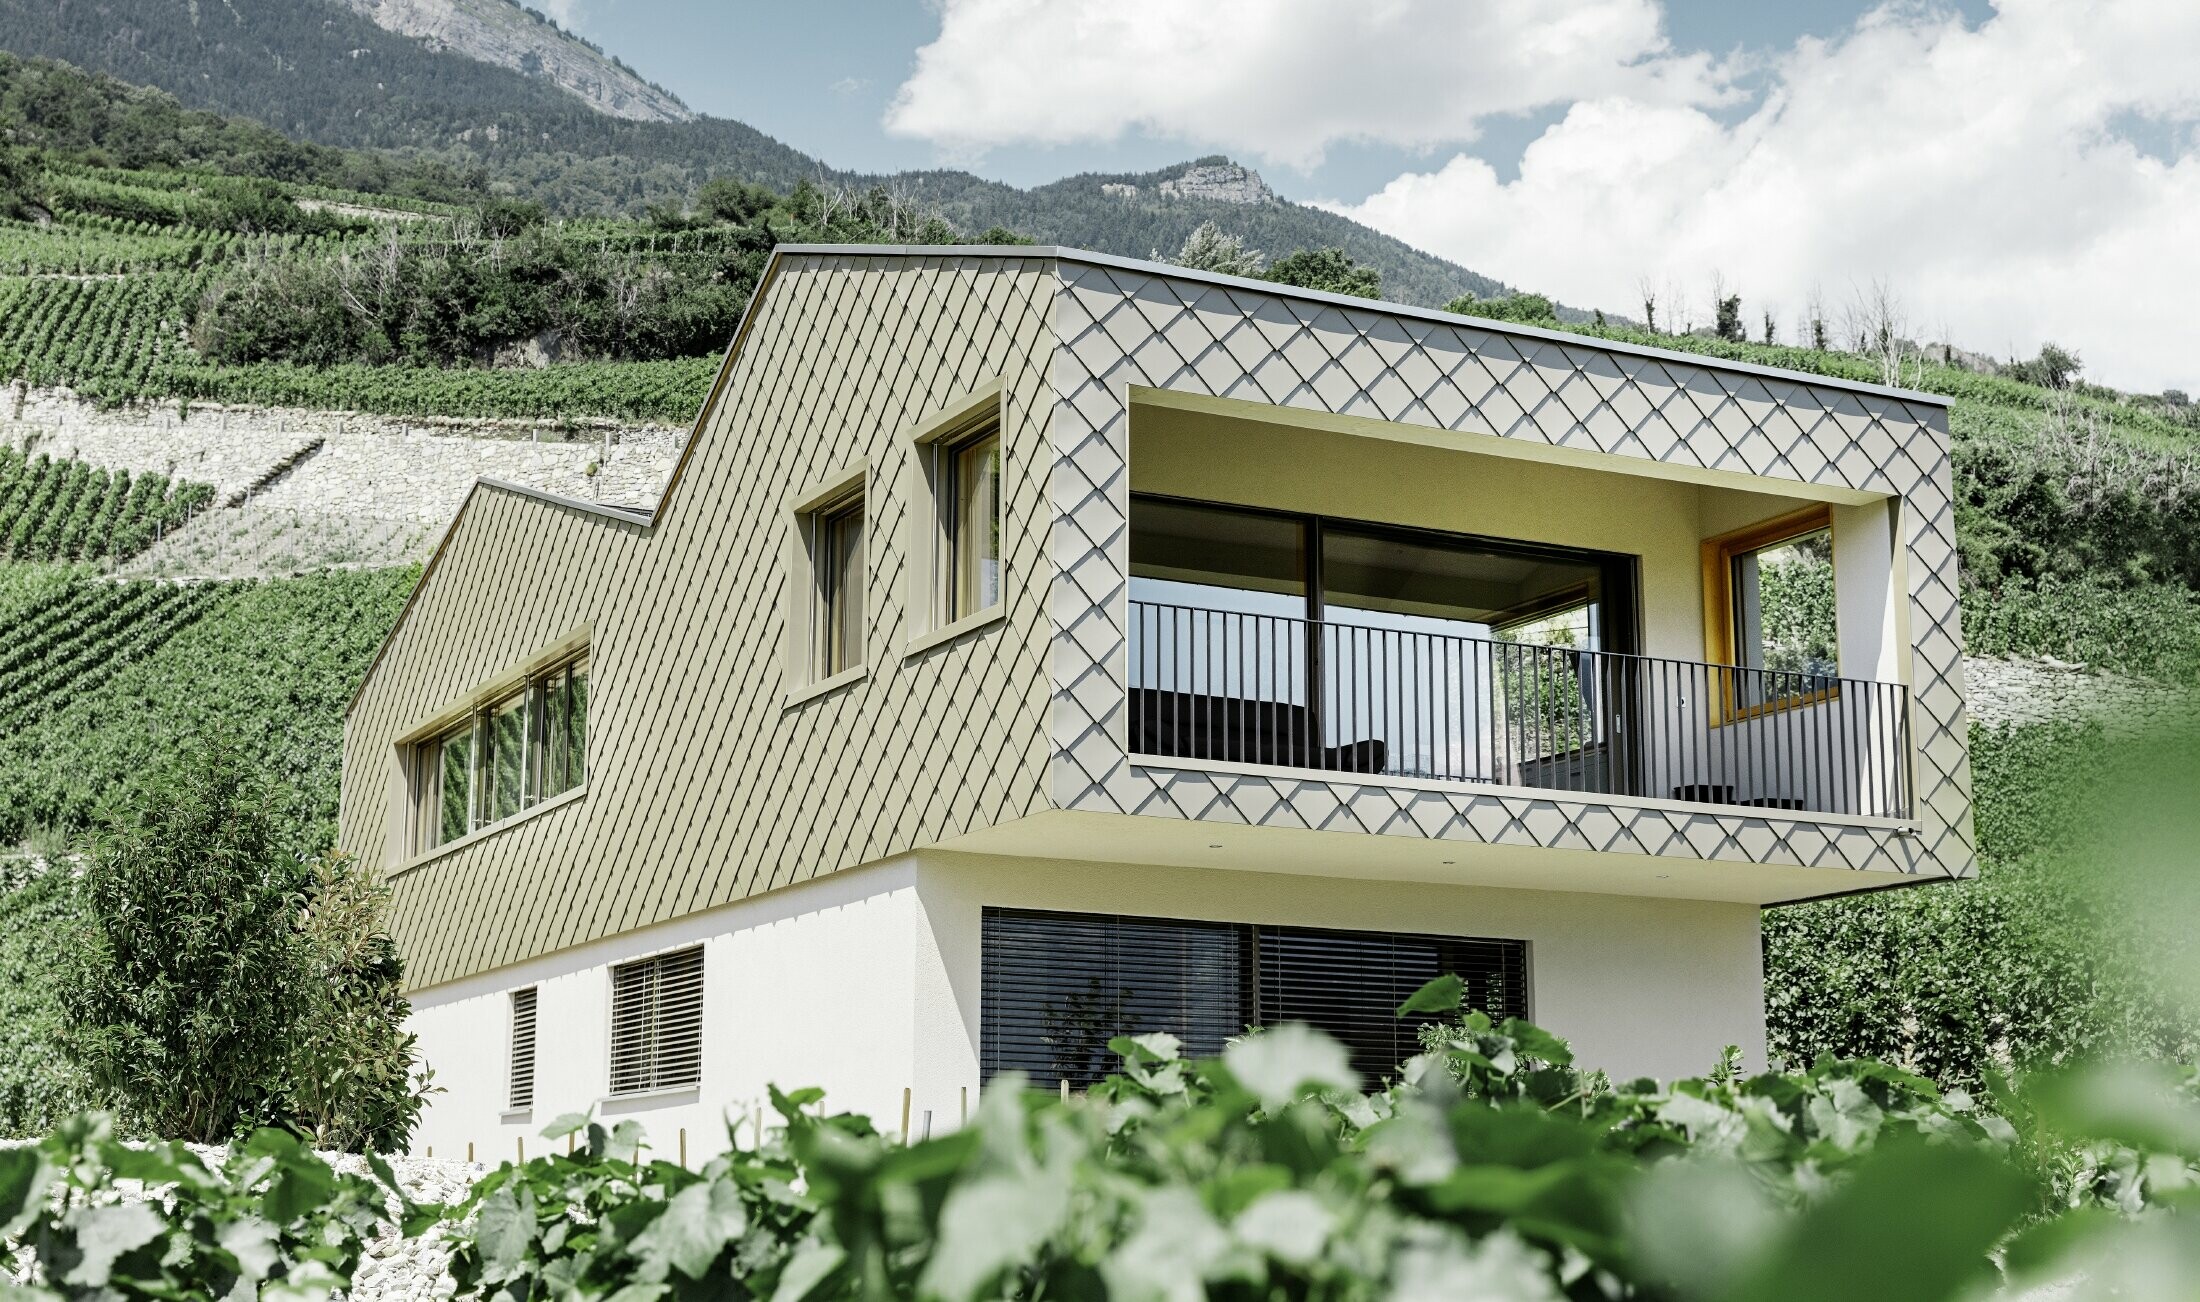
top-left (1714, 291), bottom-right (1746, 342)
top-left (57, 738), bottom-right (430, 1148)
top-left (694, 177), bottom-right (774, 225)
top-left (2007, 342), bottom-right (2083, 391)
top-left (60, 738), bottom-right (312, 1142)
top-left (285, 853), bottom-right (434, 1153)
top-left (1165, 220), bottom-right (1265, 276)
top-left (1264, 247), bottom-right (1380, 298)
top-left (477, 196), bottom-right (545, 238)
top-left (1445, 292), bottom-right (1557, 325)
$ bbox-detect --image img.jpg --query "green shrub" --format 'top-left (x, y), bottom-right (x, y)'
top-left (59, 737), bottom-right (318, 1142)
top-left (56, 740), bottom-right (430, 1149)
top-left (1767, 720), bottom-right (2200, 1089)
top-left (286, 852), bottom-right (433, 1153)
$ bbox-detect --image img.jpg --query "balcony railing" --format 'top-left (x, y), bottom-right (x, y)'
top-left (1127, 600), bottom-right (1912, 819)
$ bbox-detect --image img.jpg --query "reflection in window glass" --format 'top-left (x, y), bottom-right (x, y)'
top-left (437, 725), bottom-right (472, 846)
top-left (820, 499), bottom-right (865, 677)
top-left (1733, 527), bottom-right (1836, 703)
top-left (951, 432), bottom-right (1002, 618)
top-left (485, 694), bottom-right (526, 824)
top-left (417, 656), bottom-right (589, 851)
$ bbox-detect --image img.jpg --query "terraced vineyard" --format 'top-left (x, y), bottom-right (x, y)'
top-left (0, 448), bottom-right (214, 561)
top-left (0, 567), bottom-right (415, 852)
top-left (0, 576), bottom-right (229, 730)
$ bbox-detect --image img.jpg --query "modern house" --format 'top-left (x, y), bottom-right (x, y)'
top-left (337, 246), bottom-right (1974, 1157)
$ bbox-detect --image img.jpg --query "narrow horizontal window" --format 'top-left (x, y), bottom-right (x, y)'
top-left (408, 650), bottom-right (590, 854)
top-left (608, 946), bottom-right (704, 1096)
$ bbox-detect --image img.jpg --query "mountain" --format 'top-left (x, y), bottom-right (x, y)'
top-left (334, 0), bottom-right (691, 122)
top-left (0, 0), bottom-right (1513, 306)
top-left (899, 159), bottom-right (1513, 309)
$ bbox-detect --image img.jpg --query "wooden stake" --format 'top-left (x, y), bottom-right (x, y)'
top-left (518, 1137), bottom-right (525, 1164)
top-left (567, 1132), bottom-right (575, 1155)
top-left (1059, 1078), bottom-right (1069, 1103)
top-left (679, 1128), bottom-right (687, 1168)
top-left (960, 1086), bottom-right (968, 1125)
top-left (900, 1087), bottom-right (912, 1145)
top-left (466, 1141), bottom-right (474, 1164)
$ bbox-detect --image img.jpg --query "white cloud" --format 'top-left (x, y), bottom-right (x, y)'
top-left (1325, 0), bottom-right (2200, 392)
top-left (533, 0), bottom-right (586, 30)
top-left (884, 0), bottom-right (1726, 168)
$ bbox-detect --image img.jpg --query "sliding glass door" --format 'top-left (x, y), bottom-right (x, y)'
top-left (1127, 494), bottom-right (1639, 788)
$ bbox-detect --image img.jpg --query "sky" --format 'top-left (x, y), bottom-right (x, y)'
top-left (545, 0), bottom-right (2195, 392)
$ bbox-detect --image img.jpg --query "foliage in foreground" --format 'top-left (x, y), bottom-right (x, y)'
top-left (9, 990), bottom-right (2199, 1300)
top-left (0, 1115), bottom-right (405, 1299)
top-left (57, 738), bottom-right (429, 1150)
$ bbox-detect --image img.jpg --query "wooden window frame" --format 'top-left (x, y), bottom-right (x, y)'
top-left (905, 382), bottom-right (1008, 648)
top-left (406, 650), bottom-right (590, 855)
top-left (785, 462), bottom-right (870, 699)
top-left (1700, 504), bottom-right (1837, 724)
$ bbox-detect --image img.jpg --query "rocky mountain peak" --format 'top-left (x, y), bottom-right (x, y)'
top-left (335, 0), bottom-right (692, 122)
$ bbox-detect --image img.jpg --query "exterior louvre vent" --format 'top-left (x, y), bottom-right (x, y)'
top-left (980, 908), bottom-right (1528, 1090)
top-left (507, 987), bottom-right (538, 1111)
top-left (607, 947), bottom-right (704, 1096)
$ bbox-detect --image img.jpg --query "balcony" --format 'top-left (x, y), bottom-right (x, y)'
top-left (1128, 599), bottom-right (1912, 820)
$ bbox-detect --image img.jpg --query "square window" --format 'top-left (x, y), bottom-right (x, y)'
top-left (608, 947), bottom-right (704, 1095)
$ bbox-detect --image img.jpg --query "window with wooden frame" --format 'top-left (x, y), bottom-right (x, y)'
top-left (1704, 506), bottom-right (1838, 719)
top-left (408, 652), bottom-right (589, 853)
top-left (907, 386), bottom-right (1006, 644)
top-left (786, 463), bottom-right (870, 695)
top-left (812, 492), bottom-right (867, 678)
top-left (607, 947), bottom-right (704, 1096)
top-left (507, 987), bottom-right (538, 1112)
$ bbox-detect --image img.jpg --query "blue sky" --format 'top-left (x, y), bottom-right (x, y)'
top-left (558, 0), bottom-right (1990, 202)
top-left (543, 1), bottom-right (2194, 391)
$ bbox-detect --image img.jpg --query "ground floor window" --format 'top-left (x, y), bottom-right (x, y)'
top-left (979, 907), bottom-right (1527, 1089)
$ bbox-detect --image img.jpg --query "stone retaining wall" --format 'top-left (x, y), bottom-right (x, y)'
top-left (3, 387), bottom-right (684, 577)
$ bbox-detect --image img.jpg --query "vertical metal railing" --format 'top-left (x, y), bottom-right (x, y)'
top-left (1126, 600), bottom-right (1912, 818)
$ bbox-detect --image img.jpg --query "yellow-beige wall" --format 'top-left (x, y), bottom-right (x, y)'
top-left (340, 254), bottom-right (1063, 990)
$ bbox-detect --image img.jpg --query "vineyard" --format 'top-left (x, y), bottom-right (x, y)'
top-left (0, 575), bottom-right (228, 730)
top-left (0, 566), bottom-right (415, 853)
top-left (0, 447), bottom-right (213, 561)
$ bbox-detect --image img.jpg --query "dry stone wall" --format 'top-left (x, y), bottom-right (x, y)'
top-left (2, 388), bottom-right (683, 577)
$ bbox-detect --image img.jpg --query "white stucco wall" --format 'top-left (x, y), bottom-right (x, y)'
top-left (404, 848), bottom-right (1764, 1160)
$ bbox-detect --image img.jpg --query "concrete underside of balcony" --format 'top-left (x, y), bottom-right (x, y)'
top-left (936, 804), bottom-right (1932, 909)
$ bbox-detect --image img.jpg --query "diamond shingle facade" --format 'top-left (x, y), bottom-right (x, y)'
top-left (1039, 256), bottom-right (1973, 886)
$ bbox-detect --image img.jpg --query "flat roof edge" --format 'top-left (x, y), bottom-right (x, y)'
top-left (768, 243), bottom-right (1952, 410)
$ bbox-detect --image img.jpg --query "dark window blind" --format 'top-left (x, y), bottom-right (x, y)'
top-left (980, 908), bottom-right (1526, 1089)
top-left (1253, 924), bottom-right (1528, 1083)
top-left (980, 909), bottom-right (1245, 1089)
